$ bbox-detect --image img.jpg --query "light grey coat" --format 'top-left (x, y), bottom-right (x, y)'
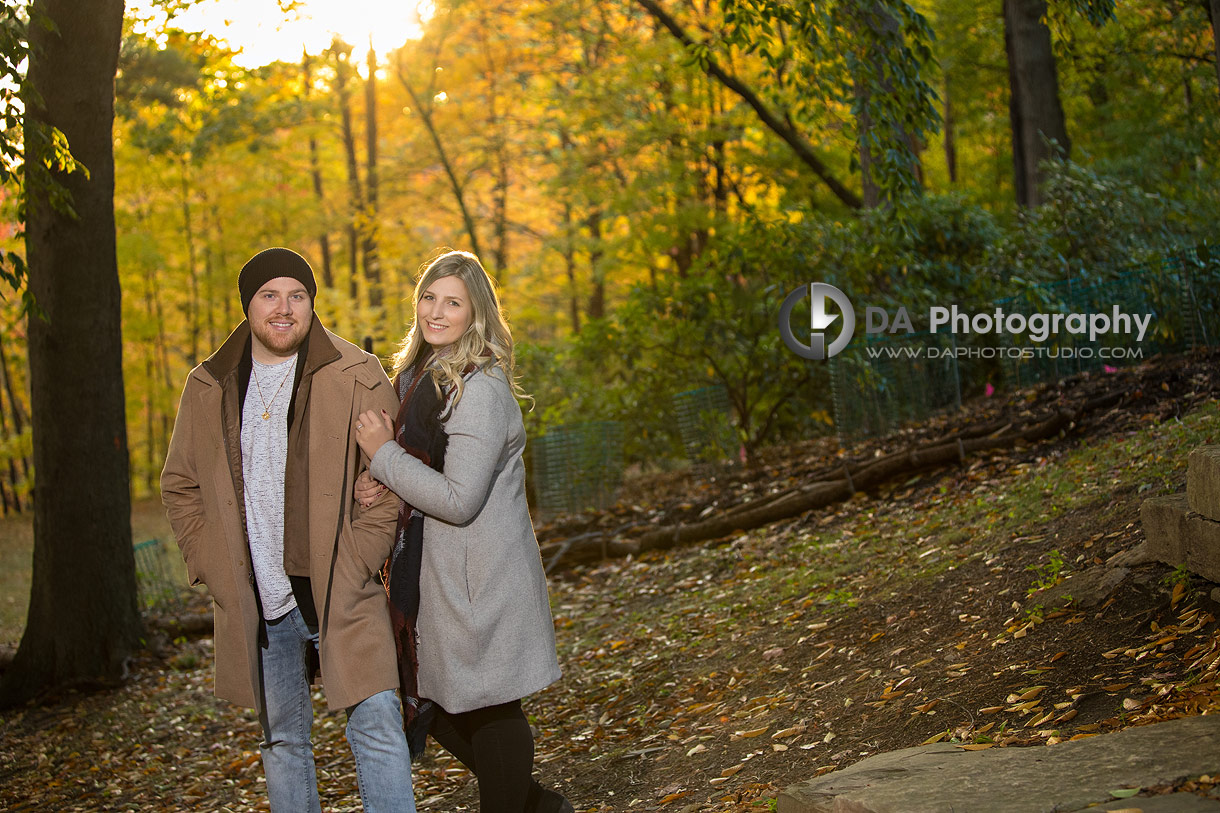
top-left (369, 365), bottom-right (561, 714)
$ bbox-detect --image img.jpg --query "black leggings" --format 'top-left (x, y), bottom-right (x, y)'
top-left (431, 699), bottom-right (551, 813)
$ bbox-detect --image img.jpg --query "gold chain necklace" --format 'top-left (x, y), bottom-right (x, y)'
top-left (252, 360), bottom-right (294, 420)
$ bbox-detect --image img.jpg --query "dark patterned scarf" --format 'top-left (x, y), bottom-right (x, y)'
top-left (385, 363), bottom-right (448, 760)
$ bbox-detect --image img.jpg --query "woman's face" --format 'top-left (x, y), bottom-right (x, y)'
top-left (417, 274), bottom-right (473, 350)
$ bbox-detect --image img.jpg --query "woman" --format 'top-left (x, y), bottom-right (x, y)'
top-left (354, 250), bottom-right (573, 813)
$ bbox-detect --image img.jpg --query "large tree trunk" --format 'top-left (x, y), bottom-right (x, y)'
top-left (1, 0), bottom-right (140, 707)
top-left (1004, 0), bottom-right (1070, 207)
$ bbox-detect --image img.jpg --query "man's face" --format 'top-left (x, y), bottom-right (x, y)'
top-left (248, 276), bottom-right (312, 362)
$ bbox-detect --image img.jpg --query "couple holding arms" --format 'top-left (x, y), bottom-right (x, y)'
top-left (161, 247), bottom-right (573, 813)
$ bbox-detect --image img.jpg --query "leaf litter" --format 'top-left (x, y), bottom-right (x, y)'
top-left (4, 354), bottom-right (1220, 810)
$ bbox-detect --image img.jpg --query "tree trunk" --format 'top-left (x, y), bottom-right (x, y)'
top-left (561, 199), bottom-right (581, 334)
top-left (362, 43), bottom-right (382, 309)
top-left (0, 336), bottom-right (32, 489)
top-left (1004, 0), bottom-right (1070, 207)
top-left (332, 42), bottom-right (364, 302)
top-left (301, 51), bottom-right (334, 290)
top-left (586, 210), bottom-right (605, 320)
top-left (179, 160), bottom-right (199, 366)
top-left (475, 22), bottom-right (510, 279)
top-left (1, 0), bottom-right (141, 707)
top-left (944, 75), bottom-right (958, 184)
top-left (0, 356), bottom-right (22, 513)
top-left (855, 79), bottom-right (882, 209)
top-left (1210, 0), bottom-right (1220, 102)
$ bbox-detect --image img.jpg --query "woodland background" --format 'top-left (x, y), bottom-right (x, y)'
top-left (0, 0), bottom-right (1218, 704)
top-left (0, 0), bottom-right (1214, 512)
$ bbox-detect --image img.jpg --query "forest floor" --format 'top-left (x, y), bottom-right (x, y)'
top-left (3, 350), bottom-right (1220, 811)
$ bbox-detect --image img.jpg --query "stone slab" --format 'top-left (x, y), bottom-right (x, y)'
top-left (1036, 564), bottom-right (1129, 609)
top-left (777, 714), bottom-right (1220, 813)
top-left (1188, 446), bottom-right (1220, 522)
top-left (1093, 793), bottom-right (1220, 812)
top-left (1141, 494), bottom-right (1189, 565)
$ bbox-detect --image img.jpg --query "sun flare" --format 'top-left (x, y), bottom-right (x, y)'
top-left (130, 0), bottom-right (434, 68)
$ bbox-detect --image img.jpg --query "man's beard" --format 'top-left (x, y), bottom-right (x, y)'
top-left (251, 316), bottom-right (309, 357)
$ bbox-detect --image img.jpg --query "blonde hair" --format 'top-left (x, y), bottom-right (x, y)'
top-left (390, 249), bottom-right (530, 410)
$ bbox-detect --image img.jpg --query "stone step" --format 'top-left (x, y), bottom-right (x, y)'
top-left (1189, 446), bottom-right (1220, 522)
top-left (1140, 493), bottom-right (1220, 582)
top-left (778, 714), bottom-right (1220, 813)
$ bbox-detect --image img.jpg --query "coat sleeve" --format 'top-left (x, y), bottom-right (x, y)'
top-left (347, 358), bottom-right (406, 578)
top-left (160, 378), bottom-right (209, 587)
top-left (368, 372), bottom-right (509, 526)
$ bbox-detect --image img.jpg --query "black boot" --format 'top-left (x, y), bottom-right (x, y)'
top-left (526, 783), bottom-right (575, 813)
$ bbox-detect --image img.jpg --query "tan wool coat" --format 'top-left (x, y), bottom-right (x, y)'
top-left (161, 318), bottom-right (402, 712)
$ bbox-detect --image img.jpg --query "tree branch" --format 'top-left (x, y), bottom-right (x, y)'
top-left (635, 0), bottom-right (862, 209)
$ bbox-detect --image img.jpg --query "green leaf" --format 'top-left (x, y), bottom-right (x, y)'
top-left (1108, 788), bottom-right (1140, 799)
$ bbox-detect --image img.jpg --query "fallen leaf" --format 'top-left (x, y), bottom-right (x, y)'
top-left (772, 725), bottom-right (805, 739)
top-left (730, 727), bottom-right (769, 740)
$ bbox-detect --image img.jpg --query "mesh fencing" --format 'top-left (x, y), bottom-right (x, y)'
top-left (532, 421), bottom-right (624, 516)
top-left (133, 537), bottom-right (185, 612)
top-left (673, 385), bottom-right (737, 463)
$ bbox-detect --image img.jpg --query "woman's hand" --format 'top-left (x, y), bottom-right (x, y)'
top-left (354, 470), bottom-right (388, 508)
top-left (355, 408), bottom-right (395, 460)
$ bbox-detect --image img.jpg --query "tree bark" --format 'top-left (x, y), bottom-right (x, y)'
top-left (1, 0), bottom-right (141, 707)
top-left (1004, 0), bottom-right (1070, 207)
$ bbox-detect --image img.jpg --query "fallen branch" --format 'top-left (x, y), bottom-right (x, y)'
top-left (148, 612), bottom-right (214, 638)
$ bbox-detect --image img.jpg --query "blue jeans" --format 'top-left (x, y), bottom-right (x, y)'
top-left (258, 607), bottom-right (416, 813)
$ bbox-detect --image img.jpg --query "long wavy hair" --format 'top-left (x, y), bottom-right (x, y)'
top-left (390, 249), bottom-right (530, 410)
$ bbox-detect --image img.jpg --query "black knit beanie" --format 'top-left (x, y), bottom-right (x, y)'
top-left (238, 247), bottom-right (318, 314)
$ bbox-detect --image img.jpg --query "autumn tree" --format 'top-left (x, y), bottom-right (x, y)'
top-left (0, 0), bottom-right (141, 706)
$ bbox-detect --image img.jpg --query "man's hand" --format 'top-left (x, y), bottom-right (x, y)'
top-left (354, 469), bottom-right (388, 508)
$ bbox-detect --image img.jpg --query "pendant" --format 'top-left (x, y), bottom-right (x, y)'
top-left (262, 411), bottom-right (270, 420)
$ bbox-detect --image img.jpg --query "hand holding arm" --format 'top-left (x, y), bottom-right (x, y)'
top-left (369, 373), bottom-right (510, 525)
top-left (355, 407), bottom-right (395, 459)
top-left (354, 469), bottom-right (387, 509)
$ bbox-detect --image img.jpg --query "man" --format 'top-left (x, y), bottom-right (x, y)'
top-left (161, 247), bottom-right (415, 813)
